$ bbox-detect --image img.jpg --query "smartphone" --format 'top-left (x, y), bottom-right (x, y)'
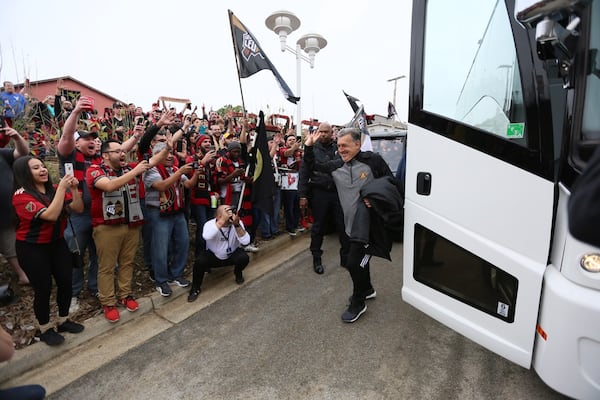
top-left (64, 163), bottom-right (74, 176)
top-left (136, 117), bottom-right (144, 126)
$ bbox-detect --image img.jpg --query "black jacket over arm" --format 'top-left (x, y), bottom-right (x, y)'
top-left (569, 145), bottom-right (600, 247)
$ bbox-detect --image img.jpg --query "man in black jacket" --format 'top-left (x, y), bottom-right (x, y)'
top-left (304, 127), bottom-right (398, 323)
top-left (298, 122), bottom-right (348, 274)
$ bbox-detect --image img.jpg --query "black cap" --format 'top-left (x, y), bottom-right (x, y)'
top-left (74, 130), bottom-right (98, 140)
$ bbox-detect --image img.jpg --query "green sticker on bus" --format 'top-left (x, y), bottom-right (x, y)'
top-left (507, 123), bottom-right (524, 138)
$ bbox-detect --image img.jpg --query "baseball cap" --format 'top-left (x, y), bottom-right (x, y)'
top-left (227, 141), bottom-right (241, 151)
top-left (74, 130), bottom-right (98, 141)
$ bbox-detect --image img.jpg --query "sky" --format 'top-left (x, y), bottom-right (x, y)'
top-left (0, 0), bottom-right (412, 126)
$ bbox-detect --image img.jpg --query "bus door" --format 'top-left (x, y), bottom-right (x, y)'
top-left (402, 0), bottom-right (556, 368)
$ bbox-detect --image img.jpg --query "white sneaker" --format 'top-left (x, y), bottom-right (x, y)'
top-left (69, 297), bottom-right (80, 314)
top-left (244, 243), bottom-right (259, 253)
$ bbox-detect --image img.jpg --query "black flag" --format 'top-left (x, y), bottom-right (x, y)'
top-left (387, 101), bottom-right (397, 118)
top-left (343, 91), bottom-right (360, 113)
top-left (250, 111), bottom-right (275, 215)
top-left (229, 10), bottom-right (299, 104)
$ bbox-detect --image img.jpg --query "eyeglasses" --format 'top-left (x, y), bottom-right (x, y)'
top-left (104, 149), bottom-right (125, 154)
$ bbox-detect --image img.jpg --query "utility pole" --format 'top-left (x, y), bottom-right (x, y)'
top-left (387, 75), bottom-right (406, 110)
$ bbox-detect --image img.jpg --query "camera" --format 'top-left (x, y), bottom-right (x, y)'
top-left (192, 160), bottom-right (199, 169)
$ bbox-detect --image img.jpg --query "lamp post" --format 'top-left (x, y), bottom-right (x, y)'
top-left (387, 75), bottom-right (406, 111)
top-left (266, 11), bottom-right (327, 137)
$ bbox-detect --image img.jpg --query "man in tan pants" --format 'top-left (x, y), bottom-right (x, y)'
top-left (86, 139), bottom-right (166, 322)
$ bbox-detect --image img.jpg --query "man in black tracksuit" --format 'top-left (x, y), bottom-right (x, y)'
top-left (298, 122), bottom-right (349, 274)
top-left (304, 127), bottom-right (396, 323)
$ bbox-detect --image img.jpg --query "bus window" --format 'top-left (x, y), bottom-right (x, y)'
top-left (581, 2), bottom-right (600, 141)
top-left (422, 0), bottom-right (527, 145)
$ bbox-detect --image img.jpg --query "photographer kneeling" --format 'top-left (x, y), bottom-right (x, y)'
top-left (188, 205), bottom-right (250, 302)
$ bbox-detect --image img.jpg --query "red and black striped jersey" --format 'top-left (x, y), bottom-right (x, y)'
top-left (12, 188), bottom-right (71, 244)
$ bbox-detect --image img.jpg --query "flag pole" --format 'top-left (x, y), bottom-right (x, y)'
top-left (228, 10), bottom-right (248, 116)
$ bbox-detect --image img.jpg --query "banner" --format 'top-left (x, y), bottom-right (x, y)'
top-left (250, 111), bottom-right (275, 215)
top-left (229, 10), bottom-right (299, 104)
top-left (346, 105), bottom-right (372, 152)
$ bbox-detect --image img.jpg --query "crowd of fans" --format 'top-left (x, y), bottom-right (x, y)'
top-left (0, 79), bottom-right (340, 343)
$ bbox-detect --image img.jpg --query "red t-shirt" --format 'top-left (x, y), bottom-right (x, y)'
top-left (278, 147), bottom-right (302, 171)
top-left (13, 188), bottom-right (72, 244)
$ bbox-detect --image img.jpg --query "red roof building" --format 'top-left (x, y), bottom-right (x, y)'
top-left (13, 75), bottom-right (126, 117)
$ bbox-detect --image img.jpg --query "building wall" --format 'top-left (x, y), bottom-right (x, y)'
top-left (22, 77), bottom-right (119, 118)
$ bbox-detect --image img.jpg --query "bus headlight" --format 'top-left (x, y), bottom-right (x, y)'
top-left (580, 253), bottom-right (600, 273)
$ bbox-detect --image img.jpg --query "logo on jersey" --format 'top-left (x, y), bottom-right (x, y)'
top-left (25, 201), bottom-right (37, 213)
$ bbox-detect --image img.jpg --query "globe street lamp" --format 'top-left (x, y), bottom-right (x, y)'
top-left (266, 10), bottom-right (327, 137)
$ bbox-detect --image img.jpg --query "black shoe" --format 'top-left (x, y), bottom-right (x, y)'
top-left (57, 320), bottom-right (84, 334)
top-left (341, 301), bottom-right (367, 323)
top-left (235, 272), bottom-right (245, 284)
top-left (39, 328), bottom-right (65, 346)
top-left (187, 287), bottom-right (201, 302)
top-left (348, 288), bottom-right (377, 304)
top-left (313, 257), bottom-right (324, 275)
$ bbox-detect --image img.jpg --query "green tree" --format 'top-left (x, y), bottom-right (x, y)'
top-left (216, 104), bottom-right (243, 117)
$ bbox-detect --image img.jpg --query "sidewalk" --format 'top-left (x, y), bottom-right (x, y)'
top-left (0, 232), bottom-right (310, 395)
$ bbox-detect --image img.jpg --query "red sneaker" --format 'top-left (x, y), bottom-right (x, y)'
top-left (119, 296), bottom-right (139, 312)
top-left (103, 305), bottom-right (120, 323)
top-left (301, 217), bottom-right (310, 229)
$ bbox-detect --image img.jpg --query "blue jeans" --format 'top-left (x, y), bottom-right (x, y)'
top-left (261, 187), bottom-right (281, 237)
top-left (281, 189), bottom-right (300, 232)
top-left (146, 208), bottom-right (189, 285)
top-left (190, 203), bottom-right (215, 255)
top-left (0, 384), bottom-right (46, 400)
top-left (140, 198), bottom-right (153, 270)
top-left (64, 211), bottom-right (98, 297)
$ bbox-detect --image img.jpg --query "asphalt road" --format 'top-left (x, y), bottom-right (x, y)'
top-left (50, 236), bottom-right (566, 400)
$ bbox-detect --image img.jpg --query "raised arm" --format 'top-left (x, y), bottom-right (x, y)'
top-left (4, 127), bottom-right (29, 159)
top-left (57, 97), bottom-right (92, 157)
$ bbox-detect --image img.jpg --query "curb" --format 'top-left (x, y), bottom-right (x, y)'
top-left (0, 231), bottom-right (310, 389)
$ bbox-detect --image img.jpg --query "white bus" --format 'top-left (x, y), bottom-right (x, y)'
top-left (402, 0), bottom-right (600, 398)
